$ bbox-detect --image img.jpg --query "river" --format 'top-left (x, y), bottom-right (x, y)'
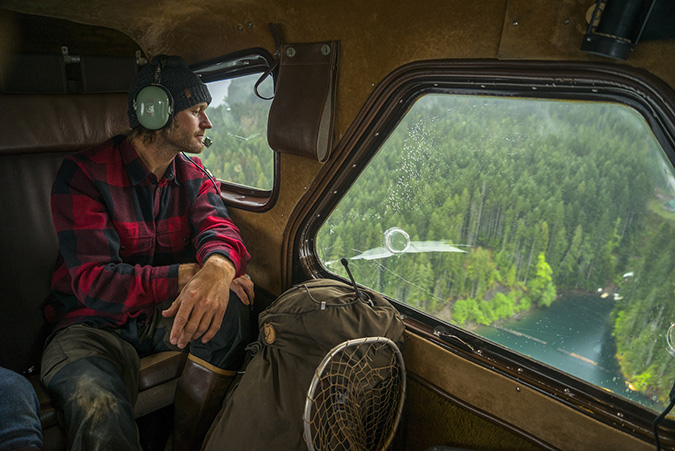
top-left (475, 293), bottom-right (661, 412)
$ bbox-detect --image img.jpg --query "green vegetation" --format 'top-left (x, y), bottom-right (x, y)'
top-left (316, 95), bottom-right (675, 406)
top-left (200, 75), bottom-right (274, 190)
top-left (613, 218), bottom-right (675, 404)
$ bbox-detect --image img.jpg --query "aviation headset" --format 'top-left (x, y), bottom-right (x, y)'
top-left (129, 55), bottom-right (219, 191)
top-left (129, 55), bottom-right (212, 131)
top-left (133, 65), bottom-right (174, 130)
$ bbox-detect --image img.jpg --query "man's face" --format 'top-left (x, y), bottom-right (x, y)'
top-left (161, 102), bottom-right (212, 154)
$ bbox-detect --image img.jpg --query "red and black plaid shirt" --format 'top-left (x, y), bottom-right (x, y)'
top-left (45, 135), bottom-right (250, 332)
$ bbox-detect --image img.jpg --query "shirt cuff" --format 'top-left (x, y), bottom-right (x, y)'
top-left (151, 264), bottom-right (181, 303)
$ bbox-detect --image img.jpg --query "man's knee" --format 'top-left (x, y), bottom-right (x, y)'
top-left (46, 358), bottom-right (140, 450)
top-left (40, 324), bottom-right (140, 401)
top-left (47, 356), bottom-right (133, 412)
top-left (67, 373), bottom-right (122, 417)
top-left (189, 291), bottom-right (252, 370)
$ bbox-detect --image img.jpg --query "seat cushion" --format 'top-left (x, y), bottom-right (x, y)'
top-left (138, 351), bottom-right (187, 392)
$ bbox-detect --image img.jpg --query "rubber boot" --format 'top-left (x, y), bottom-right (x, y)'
top-left (169, 354), bottom-right (236, 451)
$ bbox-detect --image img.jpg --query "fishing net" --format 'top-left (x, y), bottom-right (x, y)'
top-left (303, 336), bottom-right (406, 451)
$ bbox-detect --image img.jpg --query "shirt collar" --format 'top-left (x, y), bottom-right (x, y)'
top-left (121, 137), bottom-right (179, 186)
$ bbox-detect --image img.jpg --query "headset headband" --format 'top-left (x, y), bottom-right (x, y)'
top-left (133, 58), bottom-right (173, 130)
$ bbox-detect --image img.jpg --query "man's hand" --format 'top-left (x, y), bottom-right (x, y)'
top-left (162, 255), bottom-right (237, 349)
top-left (177, 263), bottom-right (200, 292)
top-left (230, 274), bottom-right (255, 306)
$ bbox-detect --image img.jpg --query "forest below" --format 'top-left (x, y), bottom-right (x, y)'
top-left (314, 95), bottom-right (675, 407)
top-left (200, 78), bottom-right (675, 408)
top-left (200, 75), bottom-right (275, 191)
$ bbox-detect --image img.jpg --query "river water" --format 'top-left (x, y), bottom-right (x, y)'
top-left (475, 293), bottom-right (661, 412)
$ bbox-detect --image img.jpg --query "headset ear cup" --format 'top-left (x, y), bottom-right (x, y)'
top-left (134, 84), bottom-right (173, 130)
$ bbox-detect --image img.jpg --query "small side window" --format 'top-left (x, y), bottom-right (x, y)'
top-left (203, 75), bottom-right (274, 190)
top-left (193, 52), bottom-right (276, 208)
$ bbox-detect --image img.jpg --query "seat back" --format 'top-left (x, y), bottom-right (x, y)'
top-left (0, 93), bottom-right (129, 373)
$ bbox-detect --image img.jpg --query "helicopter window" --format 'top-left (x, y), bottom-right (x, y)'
top-left (190, 51), bottom-right (277, 210)
top-left (316, 93), bottom-right (675, 416)
top-left (202, 73), bottom-right (274, 191)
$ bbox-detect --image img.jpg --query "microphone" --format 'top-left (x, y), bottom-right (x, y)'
top-left (202, 136), bottom-right (213, 148)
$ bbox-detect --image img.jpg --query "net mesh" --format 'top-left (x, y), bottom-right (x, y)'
top-left (303, 337), bottom-right (405, 451)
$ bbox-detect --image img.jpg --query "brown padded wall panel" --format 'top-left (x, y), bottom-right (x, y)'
top-left (402, 331), bottom-right (653, 450)
top-left (0, 93), bottom-right (129, 154)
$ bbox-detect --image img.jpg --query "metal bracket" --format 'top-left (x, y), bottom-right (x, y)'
top-left (136, 50), bottom-right (148, 66)
top-left (61, 46), bottom-right (80, 64)
top-left (433, 325), bottom-right (476, 354)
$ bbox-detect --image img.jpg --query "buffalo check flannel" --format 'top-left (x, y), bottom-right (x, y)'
top-left (45, 135), bottom-right (250, 331)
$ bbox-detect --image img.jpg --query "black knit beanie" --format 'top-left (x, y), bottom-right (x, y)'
top-left (128, 55), bottom-right (212, 129)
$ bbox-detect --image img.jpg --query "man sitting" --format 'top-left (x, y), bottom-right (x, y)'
top-left (40, 54), bottom-right (254, 450)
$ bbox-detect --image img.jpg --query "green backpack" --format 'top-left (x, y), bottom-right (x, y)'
top-left (203, 278), bottom-right (405, 451)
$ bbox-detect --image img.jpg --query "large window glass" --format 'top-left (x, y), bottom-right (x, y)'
top-left (317, 94), bottom-right (675, 414)
top-left (201, 73), bottom-right (274, 190)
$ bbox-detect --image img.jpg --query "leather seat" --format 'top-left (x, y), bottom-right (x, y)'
top-left (0, 93), bottom-right (187, 450)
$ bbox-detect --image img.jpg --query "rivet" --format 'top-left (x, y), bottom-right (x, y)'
top-left (320, 44), bottom-right (331, 56)
top-left (563, 18), bottom-right (570, 25)
top-left (512, 20), bottom-right (519, 26)
top-left (286, 47), bottom-right (296, 58)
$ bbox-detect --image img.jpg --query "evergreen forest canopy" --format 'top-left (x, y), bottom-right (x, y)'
top-left (200, 74), bottom-right (274, 190)
top-left (315, 94), bottom-right (675, 408)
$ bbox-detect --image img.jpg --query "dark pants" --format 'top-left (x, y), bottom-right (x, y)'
top-left (0, 367), bottom-right (43, 451)
top-left (40, 293), bottom-right (250, 451)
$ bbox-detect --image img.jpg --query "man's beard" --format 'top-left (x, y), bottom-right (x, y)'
top-left (161, 121), bottom-right (203, 155)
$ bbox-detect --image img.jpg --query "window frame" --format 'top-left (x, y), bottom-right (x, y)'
top-left (292, 60), bottom-right (675, 446)
top-left (191, 48), bottom-right (279, 212)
